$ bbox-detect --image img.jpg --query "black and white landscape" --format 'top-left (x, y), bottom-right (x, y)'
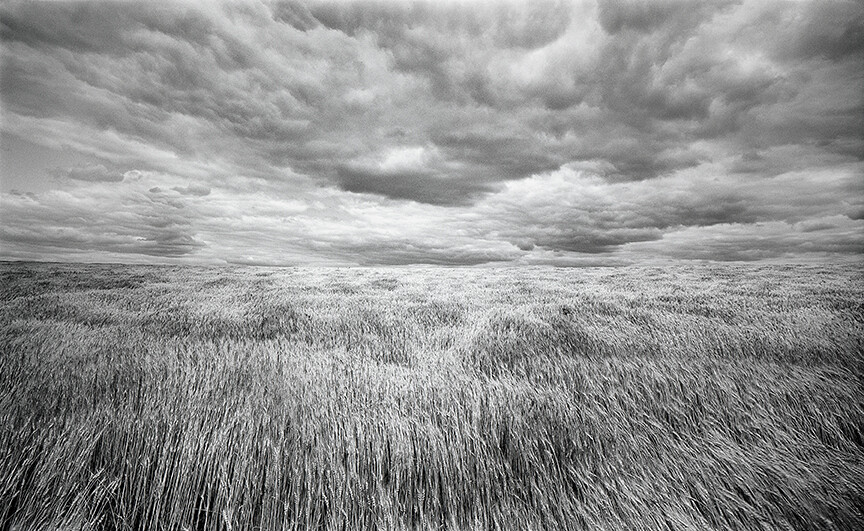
top-left (1, 1), bottom-right (862, 529)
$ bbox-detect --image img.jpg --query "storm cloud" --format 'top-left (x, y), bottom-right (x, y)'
top-left (1, 0), bottom-right (861, 265)
top-left (60, 164), bottom-right (126, 183)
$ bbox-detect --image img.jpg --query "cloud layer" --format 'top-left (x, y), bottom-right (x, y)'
top-left (1, 0), bottom-right (862, 265)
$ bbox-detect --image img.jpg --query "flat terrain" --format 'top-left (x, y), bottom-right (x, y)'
top-left (1, 261), bottom-right (862, 530)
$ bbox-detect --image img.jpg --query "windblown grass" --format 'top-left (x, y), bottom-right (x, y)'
top-left (1, 261), bottom-right (862, 530)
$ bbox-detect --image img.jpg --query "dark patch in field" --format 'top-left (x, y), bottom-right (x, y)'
top-left (254, 303), bottom-right (315, 340)
top-left (560, 300), bottom-right (627, 318)
top-left (333, 309), bottom-right (413, 365)
top-left (200, 277), bottom-right (237, 289)
top-left (409, 301), bottom-right (465, 328)
top-left (1, 294), bottom-right (117, 327)
top-left (826, 298), bottom-right (864, 322)
top-left (327, 283), bottom-right (360, 294)
top-left (654, 294), bottom-right (741, 324)
top-left (0, 263), bottom-right (165, 300)
top-left (136, 303), bottom-right (316, 341)
top-left (467, 313), bottom-right (614, 378)
top-left (367, 277), bottom-right (400, 291)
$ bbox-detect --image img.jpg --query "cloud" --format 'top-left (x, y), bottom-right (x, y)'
top-left (334, 166), bottom-right (493, 206)
top-left (59, 164), bottom-right (125, 183)
top-left (471, 161), bottom-right (863, 256)
top-left (172, 184), bottom-right (211, 197)
top-left (782, 1), bottom-right (864, 62)
top-left (0, 0), bottom-right (861, 265)
top-left (0, 189), bottom-right (206, 258)
top-left (0, 171), bottom-right (212, 259)
top-left (332, 145), bottom-right (497, 205)
top-left (596, 0), bottom-right (726, 35)
top-left (626, 217), bottom-right (864, 262)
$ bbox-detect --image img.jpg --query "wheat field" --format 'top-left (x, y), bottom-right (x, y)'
top-left (1, 261), bottom-right (862, 530)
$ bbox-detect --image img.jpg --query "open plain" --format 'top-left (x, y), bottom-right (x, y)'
top-left (1, 261), bottom-right (863, 530)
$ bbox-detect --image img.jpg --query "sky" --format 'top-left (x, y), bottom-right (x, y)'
top-left (1, 0), bottom-right (862, 266)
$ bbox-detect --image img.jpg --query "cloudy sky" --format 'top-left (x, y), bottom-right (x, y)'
top-left (1, 0), bottom-right (862, 266)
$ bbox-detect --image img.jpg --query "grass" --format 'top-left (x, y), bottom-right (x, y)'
top-left (1, 261), bottom-right (862, 530)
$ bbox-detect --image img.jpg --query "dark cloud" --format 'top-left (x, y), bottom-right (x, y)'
top-left (308, 0), bottom-right (573, 105)
top-left (597, 0), bottom-right (725, 35)
top-left (172, 184), bottom-right (211, 197)
top-left (783, 1), bottom-right (864, 62)
top-left (0, 0), bottom-right (861, 264)
top-left (795, 219), bottom-right (839, 233)
top-left (320, 238), bottom-right (514, 267)
top-left (59, 164), bottom-right (124, 183)
top-left (0, 1), bottom-right (130, 53)
top-left (334, 166), bottom-right (492, 206)
top-left (431, 129), bottom-right (564, 181)
top-left (272, 1), bottom-right (320, 32)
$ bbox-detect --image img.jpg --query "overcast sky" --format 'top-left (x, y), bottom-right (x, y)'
top-left (1, 0), bottom-right (862, 266)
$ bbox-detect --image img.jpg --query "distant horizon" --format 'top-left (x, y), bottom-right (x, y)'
top-left (3, 256), bottom-right (861, 270)
top-left (2, 0), bottom-right (862, 266)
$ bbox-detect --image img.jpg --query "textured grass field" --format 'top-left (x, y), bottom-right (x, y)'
top-left (1, 261), bottom-right (863, 530)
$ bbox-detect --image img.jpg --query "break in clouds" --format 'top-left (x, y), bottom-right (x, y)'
top-left (1, 0), bottom-right (862, 266)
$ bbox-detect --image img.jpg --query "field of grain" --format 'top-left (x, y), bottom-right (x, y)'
top-left (1, 261), bottom-right (862, 530)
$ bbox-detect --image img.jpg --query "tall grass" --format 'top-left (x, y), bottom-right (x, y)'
top-left (1, 261), bottom-right (862, 530)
